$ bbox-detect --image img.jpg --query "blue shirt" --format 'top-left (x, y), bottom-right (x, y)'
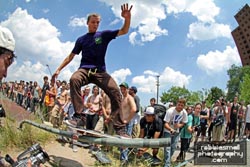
top-left (72, 30), bottom-right (119, 71)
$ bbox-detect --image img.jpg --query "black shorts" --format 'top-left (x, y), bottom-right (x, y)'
top-left (229, 120), bottom-right (237, 131)
top-left (245, 123), bottom-right (250, 131)
top-left (197, 124), bottom-right (207, 136)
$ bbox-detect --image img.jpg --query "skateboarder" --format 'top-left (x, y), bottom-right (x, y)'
top-left (52, 3), bottom-right (133, 135)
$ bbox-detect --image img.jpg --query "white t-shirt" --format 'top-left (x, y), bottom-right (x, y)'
top-left (163, 106), bottom-right (188, 133)
top-left (246, 104), bottom-right (250, 123)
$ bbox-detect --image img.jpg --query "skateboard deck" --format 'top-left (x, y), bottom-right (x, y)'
top-left (74, 141), bottom-right (90, 148)
top-left (64, 121), bottom-right (130, 139)
top-left (91, 150), bottom-right (112, 164)
top-left (175, 156), bottom-right (194, 167)
top-left (142, 152), bottom-right (161, 166)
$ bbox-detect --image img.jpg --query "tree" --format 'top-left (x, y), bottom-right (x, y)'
top-left (206, 86), bottom-right (225, 105)
top-left (188, 91), bottom-right (203, 106)
top-left (160, 86), bottom-right (190, 105)
top-left (240, 74), bottom-right (250, 104)
top-left (226, 65), bottom-right (242, 101)
top-left (226, 65), bottom-right (250, 101)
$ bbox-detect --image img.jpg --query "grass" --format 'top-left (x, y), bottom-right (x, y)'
top-left (92, 146), bottom-right (165, 167)
top-left (0, 117), bottom-right (55, 153)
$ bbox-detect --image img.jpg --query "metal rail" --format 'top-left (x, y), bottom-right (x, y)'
top-left (19, 120), bottom-right (171, 148)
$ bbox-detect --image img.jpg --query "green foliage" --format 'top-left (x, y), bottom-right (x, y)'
top-left (0, 118), bottom-right (55, 152)
top-left (206, 86), bottom-right (225, 105)
top-left (226, 65), bottom-right (250, 101)
top-left (226, 65), bottom-right (242, 101)
top-left (188, 91), bottom-right (203, 106)
top-left (240, 74), bottom-right (250, 104)
top-left (160, 86), bottom-right (215, 106)
top-left (160, 86), bottom-right (190, 105)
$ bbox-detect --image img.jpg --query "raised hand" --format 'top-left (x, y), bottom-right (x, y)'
top-left (121, 3), bottom-right (133, 19)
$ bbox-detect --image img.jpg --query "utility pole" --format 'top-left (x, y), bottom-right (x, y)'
top-left (156, 75), bottom-right (160, 104)
top-left (46, 64), bottom-right (52, 76)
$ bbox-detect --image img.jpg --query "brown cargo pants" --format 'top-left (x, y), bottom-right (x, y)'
top-left (69, 68), bottom-right (125, 133)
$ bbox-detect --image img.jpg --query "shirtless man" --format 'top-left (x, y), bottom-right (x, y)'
top-left (50, 80), bottom-right (68, 127)
top-left (119, 82), bottom-right (136, 165)
top-left (86, 85), bottom-right (102, 130)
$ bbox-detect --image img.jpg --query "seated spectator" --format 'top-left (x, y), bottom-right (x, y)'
top-left (138, 106), bottom-right (163, 163)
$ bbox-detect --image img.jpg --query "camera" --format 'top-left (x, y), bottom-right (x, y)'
top-left (5, 143), bottom-right (49, 167)
top-left (213, 115), bottom-right (224, 127)
top-left (194, 125), bottom-right (201, 132)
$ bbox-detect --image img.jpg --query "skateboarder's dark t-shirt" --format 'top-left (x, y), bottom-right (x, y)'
top-left (140, 116), bottom-right (163, 138)
top-left (72, 30), bottom-right (119, 71)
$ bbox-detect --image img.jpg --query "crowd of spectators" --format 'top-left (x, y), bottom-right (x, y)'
top-left (1, 78), bottom-right (250, 166)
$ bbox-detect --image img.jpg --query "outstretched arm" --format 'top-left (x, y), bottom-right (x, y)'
top-left (117, 3), bottom-right (133, 36)
top-left (52, 52), bottom-right (75, 80)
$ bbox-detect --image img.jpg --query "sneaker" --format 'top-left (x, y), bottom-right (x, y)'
top-left (64, 118), bottom-right (85, 128)
top-left (89, 146), bottom-right (100, 154)
top-left (152, 156), bottom-right (161, 165)
top-left (64, 119), bottom-right (77, 127)
top-left (72, 144), bottom-right (78, 152)
top-left (120, 160), bottom-right (128, 167)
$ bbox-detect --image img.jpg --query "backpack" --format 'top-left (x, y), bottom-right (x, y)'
top-left (153, 104), bottom-right (167, 121)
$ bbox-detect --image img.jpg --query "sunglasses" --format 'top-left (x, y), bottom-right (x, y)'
top-left (1, 50), bottom-right (16, 66)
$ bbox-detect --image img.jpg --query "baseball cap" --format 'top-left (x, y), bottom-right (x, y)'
top-left (130, 86), bottom-right (137, 93)
top-left (0, 26), bottom-right (15, 52)
top-left (144, 106), bottom-right (155, 115)
top-left (119, 82), bottom-right (129, 89)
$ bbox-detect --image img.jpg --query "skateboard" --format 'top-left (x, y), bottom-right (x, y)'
top-left (175, 156), bottom-right (194, 167)
top-left (142, 152), bottom-right (161, 166)
top-left (90, 148), bottom-right (112, 164)
top-left (74, 141), bottom-right (90, 148)
top-left (64, 120), bottom-right (130, 139)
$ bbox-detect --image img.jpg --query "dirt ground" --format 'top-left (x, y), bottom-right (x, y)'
top-left (0, 141), bottom-right (96, 167)
top-left (0, 94), bottom-right (97, 167)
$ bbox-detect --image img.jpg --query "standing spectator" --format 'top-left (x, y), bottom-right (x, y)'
top-left (0, 26), bottom-right (16, 81)
top-left (30, 81), bottom-right (41, 113)
top-left (23, 82), bottom-right (31, 110)
top-left (212, 98), bottom-right (228, 144)
top-left (16, 81), bottom-right (24, 106)
top-left (129, 86), bottom-right (141, 138)
top-left (227, 96), bottom-right (239, 142)
top-left (50, 80), bottom-right (67, 127)
top-left (86, 85), bottom-right (102, 130)
top-left (238, 101), bottom-right (246, 139)
top-left (52, 4), bottom-right (133, 135)
top-left (163, 98), bottom-right (188, 167)
top-left (119, 82), bottom-right (136, 166)
top-left (138, 106), bottom-right (162, 165)
top-left (63, 95), bottom-right (75, 121)
top-left (102, 90), bottom-right (114, 135)
top-left (45, 81), bottom-right (56, 122)
top-left (150, 97), bottom-right (156, 107)
top-left (176, 104), bottom-right (200, 162)
top-left (55, 80), bottom-right (61, 98)
top-left (207, 100), bottom-right (219, 141)
top-left (195, 100), bottom-right (209, 142)
top-left (39, 76), bottom-right (50, 117)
